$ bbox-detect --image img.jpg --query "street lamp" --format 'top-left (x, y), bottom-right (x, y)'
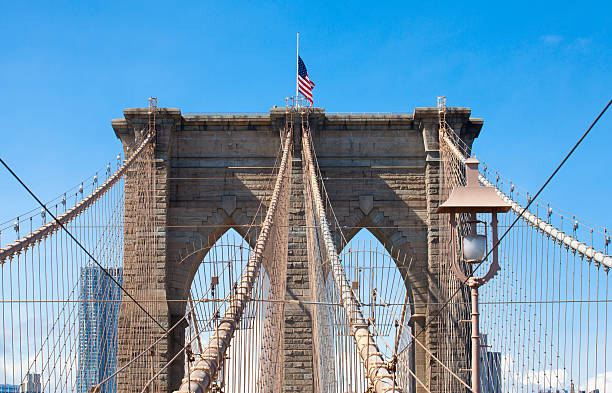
top-left (437, 157), bottom-right (511, 393)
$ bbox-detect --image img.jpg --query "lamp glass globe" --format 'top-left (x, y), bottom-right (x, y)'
top-left (462, 234), bottom-right (487, 262)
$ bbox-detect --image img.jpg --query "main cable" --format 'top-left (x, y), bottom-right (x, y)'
top-left (414, 96), bottom-right (612, 344)
top-left (476, 97), bottom-right (611, 276)
top-left (0, 153), bottom-right (168, 334)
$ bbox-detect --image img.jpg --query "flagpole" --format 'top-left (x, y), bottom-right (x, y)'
top-left (295, 32), bottom-right (299, 108)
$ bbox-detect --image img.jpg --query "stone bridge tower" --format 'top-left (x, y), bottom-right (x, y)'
top-left (112, 106), bottom-right (482, 392)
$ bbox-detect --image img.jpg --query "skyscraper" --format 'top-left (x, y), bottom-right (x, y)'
top-left (481, 334), bottom-right (502, 393)
top-left (76, 266), bottom-right (122, 393)
top-left (19, 373), bottom-right (41, 393)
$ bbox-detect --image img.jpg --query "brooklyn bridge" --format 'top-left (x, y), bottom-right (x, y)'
top-left (0, 98), bottom-right (610, 393)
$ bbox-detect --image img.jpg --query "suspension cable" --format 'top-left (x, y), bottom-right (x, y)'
top-left (414, 97), bottom-right (612, 345)
top-left (0, 136), bottom-right (168, 333)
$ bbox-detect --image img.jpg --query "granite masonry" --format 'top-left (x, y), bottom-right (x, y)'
top-left (112, 107), bottom-right (482, 393)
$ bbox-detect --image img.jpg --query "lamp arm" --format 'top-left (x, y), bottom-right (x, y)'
top-left (449, 215), bottom-right (471, 283)
top-left (449, 214), bottom-right (500, 288)
top-left (481, 213), bottom-right (501, 284)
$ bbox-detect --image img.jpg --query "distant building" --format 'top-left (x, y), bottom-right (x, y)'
top-left (480, 334), bottom-right (501, 393)
top-left (19, 373), bottom-right (41, 393)
top-left (0, 385), bottom-right (19, 393)
top-left (76, 266), bottom-right (122, 393)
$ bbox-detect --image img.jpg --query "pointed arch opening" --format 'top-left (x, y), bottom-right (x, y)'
top-left (184, 228), bottom-right (253, 348)
top-left (335, 211), bottom-right (425, 304)
top-left (339, 228), bottom-right (416, 391)
top-left (182, 228), bottom-right (283, 392)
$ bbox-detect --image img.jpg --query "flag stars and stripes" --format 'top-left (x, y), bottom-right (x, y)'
top-left (298, 56), bottom-right (315, 105)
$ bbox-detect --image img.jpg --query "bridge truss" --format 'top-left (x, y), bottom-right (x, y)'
top-left (0, 105), bottom-right (610, 393)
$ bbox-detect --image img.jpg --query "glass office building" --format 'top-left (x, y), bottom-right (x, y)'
top-left (0, 385), bottom-right (19, 393)
top-left (481, 334), bottom-right (502, 393)
top-left (76, 266), bottom-right (122, 393)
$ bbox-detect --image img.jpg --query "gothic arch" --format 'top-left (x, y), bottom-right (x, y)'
top-left (169, 203), bottom-right (264, 317)
top-left (333, 204), bottom-right (429, 314)
top-left (338, 227), bottom-right (417, 319)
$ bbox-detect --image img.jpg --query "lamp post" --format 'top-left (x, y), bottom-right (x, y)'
top-left (437, 157), bottom-right (511, 393)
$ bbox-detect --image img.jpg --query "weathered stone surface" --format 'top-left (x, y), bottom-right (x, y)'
top-left (359, 195), bottom-right (374, 215)
top-left (112, 106), bottom-right (481, 393)
top-left (222, 195), bottom-right (236, 216)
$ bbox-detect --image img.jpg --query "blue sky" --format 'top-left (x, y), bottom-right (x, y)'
top-left (0, 0), bottom-right (610, 234)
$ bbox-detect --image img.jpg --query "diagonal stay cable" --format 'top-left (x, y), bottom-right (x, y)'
top-left (0, 148), bottom-right (168, 334)
top-left (414, 96), bottom-right (612, 344)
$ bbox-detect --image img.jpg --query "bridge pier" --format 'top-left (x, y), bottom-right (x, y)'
top-left (111, 106), bottom-right (482, 393)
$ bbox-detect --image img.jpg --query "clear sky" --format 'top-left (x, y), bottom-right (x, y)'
top-left (0, 1), bottom-right (610, 233)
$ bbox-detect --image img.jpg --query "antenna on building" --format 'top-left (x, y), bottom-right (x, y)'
top-left (437, 96), bottom-right (447, 133)
top-left (148, 97), bottom-right (157, 137)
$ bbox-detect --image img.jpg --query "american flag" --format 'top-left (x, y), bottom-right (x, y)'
top-left (298, 56), bottom-right (315, 105)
